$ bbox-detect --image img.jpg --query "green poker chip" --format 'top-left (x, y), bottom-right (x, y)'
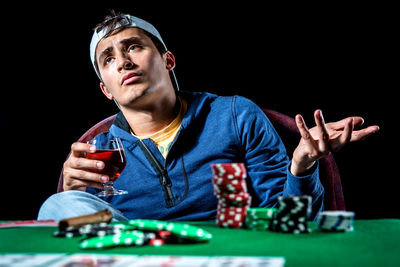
top-left (111, 219), bottom-right (168, 231)
top-left (165, 222), bottom-right (212, 242)
top-left (245, 218), bottom-right (271, 231)
top-left (245, 208), bottom-right (277, 231)
top-left (111, 219), bottom-right (212, 242)
top-left (246, 208), bottom-right (277, 220)
top-left (80, 230), bottom-right (145, 249)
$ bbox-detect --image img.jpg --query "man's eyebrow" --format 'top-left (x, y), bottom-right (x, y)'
top-left (119, 36), bottom-right (145, 47)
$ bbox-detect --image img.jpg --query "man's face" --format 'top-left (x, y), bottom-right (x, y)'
top-left (95, 27), bottom-right (173, 107)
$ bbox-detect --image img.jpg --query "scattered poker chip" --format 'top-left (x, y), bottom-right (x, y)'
top-left (79, 223), bottom-right (122, 237)
top-left (53, 227), bottom-right (82, 238)
top-left (317, 211), bottom-right (355, 232)
top-left (157, 230), bottom-right (172, 239)
top-left (80, 230), bottom-right (145, 250)
top-left (142, 231), bottom-right (157, 242)
top-left (54, 219), bottom-right (212, 250)
top-left (53, 223), bottom-right (123, 238)
top-left (116, 219), bottom-right (168, 231)
top-left (149, 238), bottom-right (165, 246)
top-left (111, 220), bottom-right (213, 242)
top-left (165, 222), bottom-right (213, 242)
top-left (270, 196), bottom-right (312, 234)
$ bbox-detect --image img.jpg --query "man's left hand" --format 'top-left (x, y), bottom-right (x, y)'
top-left (290, 109), bottom-right (379, 176)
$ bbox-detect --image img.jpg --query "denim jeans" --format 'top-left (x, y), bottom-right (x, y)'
top-left (37, 190), bottom-right (128, 221)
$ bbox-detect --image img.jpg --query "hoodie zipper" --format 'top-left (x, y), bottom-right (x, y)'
top-left (138, 139), bottom-right (174, 208)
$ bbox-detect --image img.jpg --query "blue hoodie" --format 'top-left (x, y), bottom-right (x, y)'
top-left (87, 91), bottom-right (324, 221)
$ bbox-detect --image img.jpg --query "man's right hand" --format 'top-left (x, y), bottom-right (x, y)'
top-left (63, 142), bottom-right (109, 191)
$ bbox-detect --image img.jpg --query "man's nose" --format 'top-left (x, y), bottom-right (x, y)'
top-left (117, 55), bottom-right (135, 71)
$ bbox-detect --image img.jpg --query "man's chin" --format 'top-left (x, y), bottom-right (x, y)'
top-left (122, 87), bottom-right (157, 107)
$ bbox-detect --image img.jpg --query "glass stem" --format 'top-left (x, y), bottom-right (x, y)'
top-left (104, 181), bottom-right (114, 191)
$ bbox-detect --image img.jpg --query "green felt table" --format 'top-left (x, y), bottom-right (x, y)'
top-left (1, 219), bottom-right (399, 266)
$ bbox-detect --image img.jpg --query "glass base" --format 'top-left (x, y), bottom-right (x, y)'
top-left (96, 188), bottom-right (128, 197)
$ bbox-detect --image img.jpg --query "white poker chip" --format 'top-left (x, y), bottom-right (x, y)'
top-left (317, 211), bottom-right (355, 232)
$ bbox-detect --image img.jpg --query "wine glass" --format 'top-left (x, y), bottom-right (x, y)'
top-left (86, 137), bottom-right (127, 197)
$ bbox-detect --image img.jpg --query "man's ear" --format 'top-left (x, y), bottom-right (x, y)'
top-left (165, 51), bottom-right (176, 71)
top-left (100, 82), bottom-right (113, 100)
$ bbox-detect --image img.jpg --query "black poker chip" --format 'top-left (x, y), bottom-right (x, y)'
top-left (270, 219), bottom-right (311, 234)
top-left (269, 196), bottom-right (312, 234)
top-left (79, 223), bottom-right (122, 237)
top-left (53, 223), bottom-right (122, 238)
top-left (53, 226), bottom-right (81, 238)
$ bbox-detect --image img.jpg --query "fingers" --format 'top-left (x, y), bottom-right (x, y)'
top-left (69, 155), bottom-right (105, 171)
top-left (339, 118), bottom-right (354, 145)
top-left (326, 116), bottom-right (364, 131)
top-left (295, 114), bottom-right (312, 141)
top-left (294, 110), bottom-right (335, 160)
top-left (314, 109), bottom-right (330, 152)
top-left (71, 142), bottom-right (96, 157)
top-left (330, 118), bottom-right (354, 152)
top-left (350, 125), bottom-right (380, 142)
top-left (293, 114), bottom-right (319, 176)
top-left (293, 109), bottom-right (379, 176)
top-left (63, 168), bottom-right (106, 191)
top-left (295, 113), bottom-right (321, 160)
top-left (63, 142), bottom-right (109, 191)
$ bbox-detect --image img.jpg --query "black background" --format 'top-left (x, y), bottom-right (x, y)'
top-left (0, 2), bottom-right (397, 220)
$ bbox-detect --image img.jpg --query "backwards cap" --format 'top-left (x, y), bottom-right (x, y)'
top-left (89, 14), bottom-right (179, 91)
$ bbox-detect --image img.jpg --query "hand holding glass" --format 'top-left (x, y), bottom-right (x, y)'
top-left (86, 138), bottom-right (127, 197)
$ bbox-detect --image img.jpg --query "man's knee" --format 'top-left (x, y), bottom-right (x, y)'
top-left (37, 190), bottom-right (127, 221)
top-left (37, 191), bottom-right (101, 221)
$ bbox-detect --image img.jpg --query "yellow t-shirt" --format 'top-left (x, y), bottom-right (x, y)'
top-left (132, 97), bottom-right (187, 158)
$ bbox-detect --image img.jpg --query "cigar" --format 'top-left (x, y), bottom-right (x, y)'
top-left (58, 209), bottom-right (113, 230)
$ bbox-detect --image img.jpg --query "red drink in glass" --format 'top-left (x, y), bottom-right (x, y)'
top-left (86, 137), bottom-right (128, 197)
top-left (86, 149), bottom-right (126, 181)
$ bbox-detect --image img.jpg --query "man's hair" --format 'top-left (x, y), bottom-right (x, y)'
top-left (93, 10), bottom-right (167, 75)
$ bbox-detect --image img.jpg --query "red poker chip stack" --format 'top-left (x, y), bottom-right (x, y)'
top-left (211, 163), bottom-right (252, 228)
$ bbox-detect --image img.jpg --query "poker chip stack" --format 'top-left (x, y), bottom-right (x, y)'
top-left (211, 163), bottom-right (251, 228)
top-left (317, 211), bottom-right (355, 232)
top-left (270, 196), bottom-right (312, 234)
top-left (245, 208), bottom-right (277, 231)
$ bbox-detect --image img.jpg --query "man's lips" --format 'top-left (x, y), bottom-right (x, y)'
top-left (121, 72), bottom-right (141, 85)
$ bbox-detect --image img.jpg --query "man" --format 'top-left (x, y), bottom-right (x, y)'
top-left (38, 11), bottom-right (379, 221)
